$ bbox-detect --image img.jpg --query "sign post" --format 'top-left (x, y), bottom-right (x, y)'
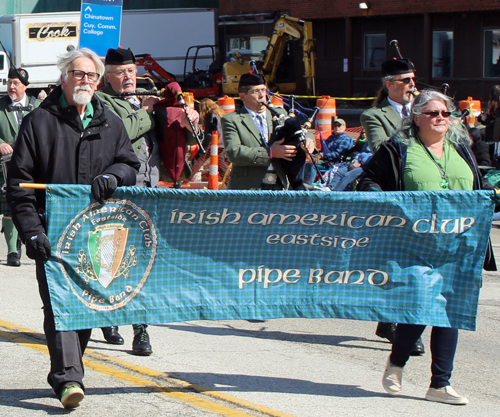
top-left (79, 0), bottom-right (123, 56)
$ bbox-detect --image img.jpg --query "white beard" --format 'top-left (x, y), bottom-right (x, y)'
top-left (73, 86), bottom-right (93, 105)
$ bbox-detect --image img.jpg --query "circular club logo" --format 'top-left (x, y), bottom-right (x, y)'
top-left (55, 199), bottom-right (157, 311)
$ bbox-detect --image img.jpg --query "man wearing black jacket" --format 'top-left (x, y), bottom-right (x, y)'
top-left (6, 47), bottom-right (140, 409)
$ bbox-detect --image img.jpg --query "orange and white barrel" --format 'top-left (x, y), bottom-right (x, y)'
top-left (270, 95), bottom-right (284, 109)
top-left (316, 96), bottom-right (336, 137)
top-left (459, 97), bottom-right (482, 127)
top-left (218, 95), bottom-right (235, 114)
top-left (208, 130), bottom-right (219, 190)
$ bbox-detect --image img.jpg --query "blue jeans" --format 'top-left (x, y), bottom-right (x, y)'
top-left (390, 324), bottom-right (458, 388)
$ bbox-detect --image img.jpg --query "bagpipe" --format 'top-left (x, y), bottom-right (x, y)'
top-left (390, 39), bottom-right (451, 99)
top-left (264, 95), bottom-right (324, 187)
top-left (120, 82), bottom-right (204, 186)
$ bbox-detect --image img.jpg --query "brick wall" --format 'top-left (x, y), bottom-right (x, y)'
top-left (220, 0), bottom-right (500, 19)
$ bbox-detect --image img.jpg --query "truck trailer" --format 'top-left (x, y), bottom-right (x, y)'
top-left (0, 9), bottom-right (217, 94)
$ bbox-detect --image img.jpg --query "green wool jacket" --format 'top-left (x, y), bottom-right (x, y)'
top-left (360, 97), bottom-right (402, 153)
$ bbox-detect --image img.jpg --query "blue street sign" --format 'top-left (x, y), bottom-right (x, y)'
top-left (80, 0), bottom-right (123, 56)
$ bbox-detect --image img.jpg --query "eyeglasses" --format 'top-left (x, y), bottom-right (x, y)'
top-left (249, 88), bottom-right (267, 95)
top-left (7, 80), bottom-right (23, 86)
top-left (393, 77), bottom-right (417, 84)
top-left (421, 110), bottom-right (452, 118)
top-left (68, 70), bottom-right (100, 83)
top-left (109, 68), bottom-right (137, 77)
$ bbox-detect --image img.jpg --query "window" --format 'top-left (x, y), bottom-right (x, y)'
top-left (484, 30), bottom-right (500, 77)
top-left (432, 31), bottom-right (453, 78)
top-left (364, 34), bottom-right (386, 69)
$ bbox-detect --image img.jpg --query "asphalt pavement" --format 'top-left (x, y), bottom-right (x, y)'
top-left (0, 217), bottom-right (499, 416)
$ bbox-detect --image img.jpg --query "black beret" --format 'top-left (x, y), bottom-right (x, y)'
top-left (239, 72), bottom-right (266, 89)
top-left (8, 67), bottom-right (29, 86)
top-left (381, 58), bottom-right (415, 76)
top-left (105, 48), bottom-right (136, 65)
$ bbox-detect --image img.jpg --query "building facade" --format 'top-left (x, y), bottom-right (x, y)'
top-left (219, 0), bottom-right (500, 102)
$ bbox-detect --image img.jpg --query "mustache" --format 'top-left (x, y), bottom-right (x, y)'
top-left (75, 85), bottom-right (93, 93)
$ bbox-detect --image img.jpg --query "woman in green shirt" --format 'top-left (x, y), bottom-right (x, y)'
top-left (358, 89), bottom-right (497, 405)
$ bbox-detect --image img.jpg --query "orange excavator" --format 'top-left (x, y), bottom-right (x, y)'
top-left (135, 46), bottom-right (223, 99)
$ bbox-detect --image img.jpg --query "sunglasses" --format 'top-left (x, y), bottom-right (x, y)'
top-left (393, 77), bottom-right (417, 84)
top-left (421, 110), bottom-right (452, 118)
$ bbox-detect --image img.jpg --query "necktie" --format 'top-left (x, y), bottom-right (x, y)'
top-left (126, 96), bottom-right (141, 109)
top-left (402, 106), bottom-right (410, 117)
top-left (15, 103), bottom-right (23, 128)
top-left (257, 113), bottom-right (269, 146)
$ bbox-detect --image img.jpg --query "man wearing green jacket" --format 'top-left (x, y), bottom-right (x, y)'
top-left (0, 67), bottom-right (38, 266)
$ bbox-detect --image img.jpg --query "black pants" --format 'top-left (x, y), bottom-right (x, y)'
top-left (36, 260), bottom-right (92, 397)
top-left (390, 324), bottom-right (458, 388)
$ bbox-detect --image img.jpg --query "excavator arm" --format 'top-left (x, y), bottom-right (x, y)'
top-left (260, 15), bottom-right (316, 94)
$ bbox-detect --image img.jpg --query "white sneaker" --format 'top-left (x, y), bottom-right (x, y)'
top-left (382, 356), bottom-right (403, 395)
top-left (425, 386), bottom-right (469, 405)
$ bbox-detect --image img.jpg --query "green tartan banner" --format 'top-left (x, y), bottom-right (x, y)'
top-left (44, 185), bottom-right (495, 331)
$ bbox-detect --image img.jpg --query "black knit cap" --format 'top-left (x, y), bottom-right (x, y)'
top-left (381, 58), bottom-right (415, 76)
top-left (105, 47), bottom-right (136, 65)
top-left (8, 67), bottom-right (29, 86)
top-left (239, 72), bottom-right (266, 89)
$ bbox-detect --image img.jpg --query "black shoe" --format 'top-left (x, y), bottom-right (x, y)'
top-left (6, 252), bottom-right (20, 267)
top-left (102, 326), bottom-right (124, 345)
top-left (410, 337), bottom-right (425, 356)
top-left (132, 324), bottom-right (152, 356)
top-left (375, 322), bottom-right (396, 343)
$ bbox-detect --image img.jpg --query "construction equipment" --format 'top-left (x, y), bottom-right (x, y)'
top-left (182, 45), bottom-right (223, 98)
top-left (135, 53), bottom-right (176, 88)
top-left (222, 14), bottom-right (316, 96)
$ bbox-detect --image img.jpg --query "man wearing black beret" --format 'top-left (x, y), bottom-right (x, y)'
top-left (360, 57), bottom-right (417, 153)
top-left (96, 47), bottom-right (161, 356)
top-left (222, 72), bottom-right (315, 190)
top-left (359, 56), bottom-right (425, 356)
top-left (0, 67), bottom-right (39, 266)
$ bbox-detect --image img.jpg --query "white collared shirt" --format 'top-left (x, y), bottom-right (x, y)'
top-left (387, 97), bottom-right (410, 118)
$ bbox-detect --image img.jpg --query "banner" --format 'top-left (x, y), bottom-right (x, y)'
top-left (44, 186), bottom-right (495, 331)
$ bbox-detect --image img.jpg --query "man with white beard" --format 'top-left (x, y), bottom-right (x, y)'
top-left (6, 47), bottom-right (140, 409)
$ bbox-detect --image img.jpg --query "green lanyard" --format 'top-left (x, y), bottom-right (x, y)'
top-left (416, 136), bottom-right (451, 190)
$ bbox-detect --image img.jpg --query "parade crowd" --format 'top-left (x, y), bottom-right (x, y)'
top-left (0, 45), bottom-right (496, 409)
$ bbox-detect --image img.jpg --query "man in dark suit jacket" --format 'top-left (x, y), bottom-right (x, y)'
top-left (222, 73), bottom-right (315, 190)
top-left (0, 67), bottom-right (39, 266)
top-left (360, 57), bottom-right (424, 355)
top-left (360, 58), bottom-right (416, 153)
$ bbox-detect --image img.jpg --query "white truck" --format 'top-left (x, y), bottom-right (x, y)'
top-left (0, 8), bottom-right (217, 94)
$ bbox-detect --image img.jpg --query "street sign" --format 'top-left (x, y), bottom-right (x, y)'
top-left (79, 0), bottom-right (123, 56)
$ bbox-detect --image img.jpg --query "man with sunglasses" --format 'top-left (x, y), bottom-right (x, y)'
top-left (361, 58), bottom-right (417, 153)
top-left (360, 57), bottom-right (425, 356)
top-left (6, 47), bottom-right (140, 409)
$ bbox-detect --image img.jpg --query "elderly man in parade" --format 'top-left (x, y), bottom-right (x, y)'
top-left (361, 57), bottom-right (417, 153)
top-left (222, 73), bottom-right (315, 190)
top-left (360, 57), bottom-right (424, 356)
top-left (96, 47), bottom-right (202, 355)
top-left (0, 67), bottom-right (38, 266)
top-left (6, 47), bottom-right (140, 409)
top-left (95, 47), bottom-right (161, 355)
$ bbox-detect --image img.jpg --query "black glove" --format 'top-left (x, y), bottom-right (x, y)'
top-left (91, 174), bottom-right (118, 204)
top-left (25, 233), bottom-right (51, 262)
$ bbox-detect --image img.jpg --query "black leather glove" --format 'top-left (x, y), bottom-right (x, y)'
top-left (91, 174), bottom-right (118, 204)
top-left (25, 233), bottom-right (51, 262)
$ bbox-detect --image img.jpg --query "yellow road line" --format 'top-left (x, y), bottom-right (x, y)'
top-left (0, 319), bottom-right (296, 417)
